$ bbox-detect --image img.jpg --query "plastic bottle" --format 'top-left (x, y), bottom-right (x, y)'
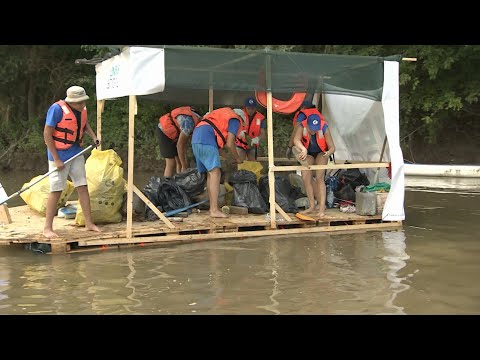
top-left (326, 184), bottom-right (334, 208)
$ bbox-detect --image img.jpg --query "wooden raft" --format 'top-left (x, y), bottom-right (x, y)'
top-left (0, 205), bottom-right (402, 253)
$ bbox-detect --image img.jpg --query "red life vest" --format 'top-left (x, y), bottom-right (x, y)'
top-left (52, 100), bottom-right (87, 150)
top-left (300, 117), bottom-right (328, 153)
top-left (159, 106), bottom-right (201, 141)
top-left (196, 108), bottom-right (243, 149)
top-left (235, 109), bottom-right (265, 150)
top-left (292, 108), bottom-right (321, 127)
top-left (255, 91), bottom-right (306, 114)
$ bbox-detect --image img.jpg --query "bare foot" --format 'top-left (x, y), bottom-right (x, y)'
top-left (301, 207), bottom-right (316, 215)
top-left (85, 224), bottom-right (102, 232)
top-left (210, 210), bottom-right (227, 218)
top-left (317, 211), bottom-right (326, 218)
top-left (43, 229), bottom-right (59, 239)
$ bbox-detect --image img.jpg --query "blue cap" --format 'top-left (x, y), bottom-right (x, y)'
top-left (244, 97), bottom-right (257, 107)
top-left (307, 114), bottom-right (321, 131)
top-left (301, 100), bottom-right (314, 108)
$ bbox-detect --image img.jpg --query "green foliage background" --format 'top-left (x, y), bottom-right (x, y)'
top-left (1, 45), bottom-right (478, 170)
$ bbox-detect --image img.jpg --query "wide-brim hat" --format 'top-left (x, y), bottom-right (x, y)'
top-left (65, 86), bottom-right (90, 103)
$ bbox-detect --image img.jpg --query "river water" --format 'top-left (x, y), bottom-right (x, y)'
top-left (0, 170), bottom-right (479, 314)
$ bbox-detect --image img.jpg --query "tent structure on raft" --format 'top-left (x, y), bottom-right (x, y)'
top-left (90, 45), bottom-right (408, 239)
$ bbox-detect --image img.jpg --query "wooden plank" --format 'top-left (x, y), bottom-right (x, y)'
top-left (126, 95), bottom-right (136, 239)
top-left (274, 203), bottom-right (293, 222)
top-left (132, 185), bottom-right (175, 229)
top-left (96, 99), bottom-right (105, 150)
top-left (272, 162), bottom-right (389, 172)
top-left (209, 73), bottom-right (213, 112)
top-left (77, 221), bottom-right (403, 246)
top-left (0, 204), bottom-right (12, 225)
top-left (265, 55), bottom-right (276, 229)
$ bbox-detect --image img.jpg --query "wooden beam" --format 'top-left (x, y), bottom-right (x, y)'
top-left (0, 204), bottom-right (12, 225)
top-left (373, 136), bottom-right (388, 184)
top-left (126, 95), bottom-right (136, 239)
top-left (79, 221), bottom-right (402, 246)
top-left (272, 162), bottom-right (389, 172)
top-left (402, 58), bottom-right (417, 62)
top-left (133, 185), bottom-right (176, 229)
top-left (265, 54), bottom-right (276, 229)
top-left (96, 100), bottom-right (105, 150)
top-left (274, 203), bottom-right (293, 222)
top-left (209, 73), bottom-right (213, 112)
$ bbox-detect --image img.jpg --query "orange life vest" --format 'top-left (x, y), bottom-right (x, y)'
top-left (196, 108), bottom-right (243, 149)
top-left (300, 117), bottom-right (328, 153)
top-left (292, 108), bottom-right (321, 127)
top-left (235, 109), bottom-right (265, 150)
top-left (159, 106), bottom-right (201, 141)
top-left (52, 100), bottom-right (87, 150)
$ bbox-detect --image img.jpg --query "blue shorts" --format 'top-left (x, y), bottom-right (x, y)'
top-left (192, 143), bottom-right (221, 173)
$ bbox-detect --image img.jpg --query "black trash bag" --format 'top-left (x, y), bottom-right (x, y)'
top-left (173, 168), bottom-right (207, 198)
top-left (229, 169), bottom-right (257, 185)
top-left (334, 183), bottom-right (356, 203)
top-left (338, 168), bottom-right (370, 189)
top-left (259, 175), bottom-right (298, 213)
top-left (230, 170), bottom-right (267, 214)
top-left (142, 176), bottom-right (192, 220)
top-left (156, 177), bottom-right (192, 214)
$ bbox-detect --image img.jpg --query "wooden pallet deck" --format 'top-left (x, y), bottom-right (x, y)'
top-left (0, 205), bottom-right (402, 253)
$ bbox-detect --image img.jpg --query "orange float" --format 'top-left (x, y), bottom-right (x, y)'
top-left (255, 91), bottom-right (307, 114)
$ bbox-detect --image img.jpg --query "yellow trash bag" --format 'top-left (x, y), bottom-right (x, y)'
top-left (20, 175), bottom-right (74, 216)
top-left (75, 149), bottom-right (126, 225)
top-left (237, 161), bottom-right (263, 183)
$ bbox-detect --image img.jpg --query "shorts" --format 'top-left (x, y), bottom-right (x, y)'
top-left (192, 143), bottom-right (221, 173)
top-left (48, 155), bottom-right (87, 192)
top-left (155, 126), bottom-right (177, 159)
top-left (308, 152), bottom-right (322, 159)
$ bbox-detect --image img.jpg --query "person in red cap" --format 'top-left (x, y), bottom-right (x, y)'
top-left (235, 97), bottom-right (266, 161)
top-left (293, 113), bottom-right (336, 217)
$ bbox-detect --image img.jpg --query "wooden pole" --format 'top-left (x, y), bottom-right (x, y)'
top-left (96, 99), bottom-right (105, 150)
top-left (373, 136), bottom-right (388, 184)
top-left (133, 185), bottom-right (176, 229)
top-left (402, 58), bottom-right (417, 62)
top-left (265, 54), bottom-right (277, 229)
top-left (126, 95), bottom-right (136, 239)
top-left (209, 73), bottom-right (213, 112)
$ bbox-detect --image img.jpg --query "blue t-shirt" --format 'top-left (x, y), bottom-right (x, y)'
top-left (300, 122), bottom-right (329, 153)
top-left (45, 103), bottom-right (82, 162)
top-left (296, 112), bottom-right (307, 124)
top-left (192, 118), bottom-right (240, 147)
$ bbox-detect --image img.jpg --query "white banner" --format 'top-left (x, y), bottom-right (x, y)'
top-left (95, 47), bottom-right (165, 100)
top-left (321, 60), bottom-right (405, 221)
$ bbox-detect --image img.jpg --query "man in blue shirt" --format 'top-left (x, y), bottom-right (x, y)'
top-left (43, 86), bottom-right (101, 239)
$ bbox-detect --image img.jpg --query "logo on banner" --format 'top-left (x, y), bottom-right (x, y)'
top-left (107, 65), bottom-right (120, 89)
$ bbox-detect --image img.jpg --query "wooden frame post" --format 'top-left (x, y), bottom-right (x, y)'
top-left (265, 54), bottom-right (277, 229)
top-left (209, 73), bottom-right (214, 112)
top-left (96, 99), bottom-right (105, 150)
top-left (373, 135), bottom-right (388, 184)
top-left (0, 204), bottom-right (12, 225)
top-left (126, 95), bottom-right (136, 239)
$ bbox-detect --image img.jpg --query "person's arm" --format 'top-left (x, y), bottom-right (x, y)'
top-left (293, 125), bottom-right (308, 161)
top-left (177, 131), bottom-right (190, 172)
top-left (83, 122), bottom-right (99, 145)
top-left (226, 132), bottom-right (242, 164)
top-left (323, 128), bottom-right (336, 157)
top-left (44, 125), bottom-right (64, 169)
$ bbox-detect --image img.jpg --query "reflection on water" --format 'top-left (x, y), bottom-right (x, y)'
top-left (1, 170), bottom-right (479, 314)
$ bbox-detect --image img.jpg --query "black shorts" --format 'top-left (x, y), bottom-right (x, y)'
top-left (308, 152), bottom-right (321, 159)
top-left (155, 126), bottom-right (177, 159)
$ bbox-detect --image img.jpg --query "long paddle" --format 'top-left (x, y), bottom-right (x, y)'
top-left (0, 145), bottom-right (94, 206)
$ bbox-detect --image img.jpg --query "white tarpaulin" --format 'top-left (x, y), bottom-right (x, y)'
top-left (322, 61), bottom-right (405, 221)
top-left (95, 47), bottom-right (165, 100)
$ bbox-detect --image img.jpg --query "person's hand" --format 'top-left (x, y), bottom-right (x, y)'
top-left (235, 158), bottom-right (243, 165)
top-left (298, 148), bottom-right (308, 161)
top-left (54, 159), bottom-right (65, 170)
top-left (250, 137), bottom-right (260, 146)
top-left (238, 130), bottom-right (247, 139)
top-left (285, 147), bottom-right (293, 159)
top-left (93, 138), bottom-right (101, 148)
top-left (322, 150), bottom-right (330, 157)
